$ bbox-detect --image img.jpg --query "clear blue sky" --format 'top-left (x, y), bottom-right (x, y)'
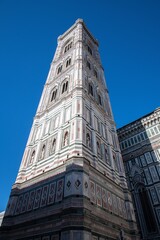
top-left (0, 0), bottom-right (160, 212)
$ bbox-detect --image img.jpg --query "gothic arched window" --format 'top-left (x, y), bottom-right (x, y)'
top-left (113, 153), bottom-right (118, 171)
top-left (86, 133), bottom-right (91, 148)
top-left (87, 45), bottom-right (92, 55)
top-left (87, 60), bottom-right (91, 70)
top-left (63, 131), bottom-right (69, 147)
top-left (66, 58), bottom-right (71, 68)
top-left (105, 147), bottom-right (109, 164)
top-left (30, 150), bottom-right (35, 164)
top-left (50, 138), bottom-right (56, 154)
top-left (98, 94), bottom-right (102, 106)
top-left (97, 141), bottom-right (101, 156)
top-left (94, 69), bottom-right (98, 78)
top-left (57, 65), bottom-right (62, 75)
top-left (40, 144), bottom-right (45, 159)
top-left (51, 88), bottom-right (57, 102)
top-left (62, 81), bottom-right (68, 94)
top-left (88, 83), bottom-right (93, 96)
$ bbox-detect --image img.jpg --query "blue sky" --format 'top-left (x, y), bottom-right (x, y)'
top-left (0, 0), bottom-right (160, 211)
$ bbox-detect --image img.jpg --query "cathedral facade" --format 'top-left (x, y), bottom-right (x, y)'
top-left (117, 108), bottom-right (160, 239)
top-left (0, 19), bottom-right (139, 240)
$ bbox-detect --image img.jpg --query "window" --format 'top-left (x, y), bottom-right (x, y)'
top-left (40, 144), bottom-right (45, 159)
top-left (137, 135), bottom-right (141, 142)
top-left (50, 138), bottom-right (56, 154)
top-left (113, 153), bottom-right (118, 171)
top-left (124, 140), bottom-right (128, 148)
top-left (86, 133), bottom-right (91, 148)
top-left (97, 141), bottom-right (101, 156)
top-left (140, 133), bottom-right (145, 141)
top-left (87, 60), bottom-right (91, 69)
top-left (151, 128), bottom-right (155, 136)
top-left (98, 94), bottom-right (102, 105)
top-left (128, 139), bottom-right (131, 146)
top-left (143, 131), bottom-right (148, 139)
top-left (154, 127), bottom-right (158, 134)
top-left (134, 136), bottom-right (138, 143)
top-left (62, 81), bottom-right (68, 94)
top-left (88, 83), bottom-right (93, 96)
top-left (87, 45), bottom-right (92, 55)
top-left (30, 150), bottom-right (35, 164)
top-left (121, 142), bottom-right (125, 150)
top-left (64, 42), bottom-right (72, 53)
top-left (94, 69), bottom-right (97, 78)
top-left (131, 138), bottom-right (134, 145)
top-left (105, 147), bottom-right (109, 164)
top-left (57, 65), bottom-right (62, 75)
top-left (63, 131), bottom-right (69, 147)
top-left (66, 58), bottom-right (71, 68)
top-left (51, 89), bottom-right (57, 102)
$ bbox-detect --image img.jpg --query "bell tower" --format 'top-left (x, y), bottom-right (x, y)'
top-left (1, 19), bottom-right (139, 240)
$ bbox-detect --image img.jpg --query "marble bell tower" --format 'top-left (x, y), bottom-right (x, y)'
top-left (0, 19), bottom-right (139, 240)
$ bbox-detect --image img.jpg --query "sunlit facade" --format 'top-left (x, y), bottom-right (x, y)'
top-left (0, 19), bottom-right (139, 240)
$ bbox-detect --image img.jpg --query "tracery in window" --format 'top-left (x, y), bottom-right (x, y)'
top-left (57, 65), bottom-right (62, 75)
top-left (62, 81), bottom-right (68, 94)
top-left (64, 42), bottom-right (72, 53)
top-left (66, 58), bottom-right (71, 68)
top-left (63, 131), bottom-right (69, 147)
top-left (51, 89), bottom-right (57, 102)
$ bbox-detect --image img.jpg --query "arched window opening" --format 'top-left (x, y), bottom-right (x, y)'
top-left (87, 45), bottom-right (92, 55)
top-left (113, 153), bottom-right (118, 171)
top-left (86, 133), bottom-right (91, 148)
top-left (62, 81), bottom-right (68, 94)
top-left (94, 69), bottom-right (98, 78)
top-left (98, 94), bottom-right (102, 105)
top-left (89, 83), bottom-right (93, 96)
top-left (57, 65), bottom-right (62, 75)
top-left (51, 138), bottom-right (56, 153)
top-left (105, 148), bottom-right (109, 164)
top-left (63, 131), bottom-right (69, 147)
top-left (62, 83), bottom-right (66, 94)
top-left (66, 58), bottom-right (71, 68)
top-left (51, 89), bottom-right (57, 102)
top-left (65, 81), bottom-right (68, 91)
top-left (41, 144), bottom-right (45, 159)
top-left (30, 150), bottom-right (35, 164)
top-left (97, 141), bottom-right (101, 155)
top-left (87, 60), bottom-right (91, 69)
